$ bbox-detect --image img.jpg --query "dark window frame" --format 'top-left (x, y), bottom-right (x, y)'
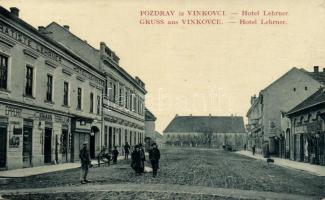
top-left (90, 92), bottom-right (94, 113)
top-left (46, 74), bottom-right (53, 102)
top-left (63, 82), bottom-right (69, 106)
top-left (77, 87), bottom-right (82, 110)
top-left (25, 65), bottom-right (33, 97)
top-left (0, 54), bottom-right (8, 90)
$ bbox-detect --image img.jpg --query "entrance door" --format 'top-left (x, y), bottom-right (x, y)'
top-left (300, 134), bottom-right (304, 162)
top-left (44, 128), bottom-right (52, 164)
top-left (0, 126), bottom-right (7, 169)
top-left (61, 130), bottom-right (68, 162)
top-left (108, 127), bottom-right (112, 150)
top-left (23, 126), bottom-right (33, 168)
top-left (90, 135), bottom-right (95, 159)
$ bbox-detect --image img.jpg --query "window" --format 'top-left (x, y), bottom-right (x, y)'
top-left (90, 92), bottom-right (94, 113)
top-left (125, 90), bottom-right (128, 109)
top-left (305, 86), bottom-right (308, 91)
top-left (97, 95), bottom-right (101, 114)
top-left (0, 55), bottom-right (8, 90)
top-left (63, 82), bottom-right (69, 106)
top-left (119, 87), bottom-right (123, 106)
top-left (113, 83), bottom-right (116, 102)
top-left (293, 88), bottom-right (296, 92)
top-left (129, 93), bottom-right (133, 110)
top-left (77, 87), bottom-right (82, 110)
top-left (46, 74), bottom-right (53, 101)
top-left (25, 66), bottom-right (33, 96)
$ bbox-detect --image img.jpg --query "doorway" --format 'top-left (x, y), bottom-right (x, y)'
top-left (108, 127), bottom-right (112, 150)
top-left (61, 130), bottom-right (69, 162)
top-left (23, 125), bottom-right (33, 168)
top-left (90, 135), bottom-right (95, 159)
top-left (44, 128), bottom-right (52, 164)
top-left (0, 125), bottom-right (7, 169)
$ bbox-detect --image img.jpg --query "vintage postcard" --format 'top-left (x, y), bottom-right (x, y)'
top-left (0, 0), bottom-right (324, 199)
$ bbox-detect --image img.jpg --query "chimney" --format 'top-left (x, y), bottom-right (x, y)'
top-left (209, 114), bottom-right (211, 117)
top-left (84, 40), bottom-right (87, 43)
top-left (63, 25), bottom-right (70, 31)
top-left (323, 68), bottom-right (325, 72)
top-left (10, 7), bottom-right (19, 17)
top-left (38, 26), bottom-right (45, 33)
top-left (314, 66), bottom-right (319, 73)
top-left (250, 94), bottom-right (257, 105)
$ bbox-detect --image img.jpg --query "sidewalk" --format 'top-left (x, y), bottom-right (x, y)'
top-left (0, 156), bottom-right (125, 178)
top-left (236, 150), bottom-right (325, 176)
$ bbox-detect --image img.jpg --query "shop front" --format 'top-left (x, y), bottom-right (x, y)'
top-left (292, 120), bottom-right (325, 165)
top-left (0, 102), bottom-right (74, 170)
top-left (71, 117), bottom-right (101, 161)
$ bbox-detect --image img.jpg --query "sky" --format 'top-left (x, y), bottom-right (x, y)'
top-left (1, 0), bottom-right (325, 133)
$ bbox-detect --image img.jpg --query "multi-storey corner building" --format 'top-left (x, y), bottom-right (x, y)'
top-left (0, 7), bottom-right (104, 170)
top-left (246, 67), bottom-right (325, 157)
top-left (43, 22), bottom-right (146, 154)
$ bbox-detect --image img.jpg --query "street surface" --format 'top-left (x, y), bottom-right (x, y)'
top-left (0, 148), bottom-right (324, 199)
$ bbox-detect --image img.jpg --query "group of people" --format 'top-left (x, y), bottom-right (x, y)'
top-left (128, 142), bottom-right (161, 177)
top-left (79, 141), bottom-right (161, 184)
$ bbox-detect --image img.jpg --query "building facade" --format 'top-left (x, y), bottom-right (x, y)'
top-left (43, 22), bottom-right (146, 155)
top-left (246, 67), bottom-right (325, 157)
top-left (144, 108), bottom-right (163, 148)
top-left (163, 115), bottom-right (247, 150)
top-left (0, 7), bottom-right (104, 170)
top-left (286, 88), bottom-right (325, 165)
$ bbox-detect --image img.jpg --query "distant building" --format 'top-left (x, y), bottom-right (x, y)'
top-left (163, 115), bottom-right (247, 149)
top-left (144, 108), bottom-right (163, 148)
top-left (286, 88), bottom-right (325, 165)
top-left (247, 66), bottom-right (325, 157)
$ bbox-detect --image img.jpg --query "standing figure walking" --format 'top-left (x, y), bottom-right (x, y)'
top-left (124, 142), bottom-right (130, 160)
top-left (149, 143), bottom-right (160, 177)
top-left (131, 145), bottom-right (143, 175)
top-left (79, 142), bottom-right (91, 184)
top-left (112, 146), bottom-right (119, 164)
top-left (252, 145), bottom-right (256, 156)
top-left (139, 143), bottom-right (146, 173)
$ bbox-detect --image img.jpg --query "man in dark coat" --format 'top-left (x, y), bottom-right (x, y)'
top-left (124, 142), bottom-right (130, 160)
top-left (79, 142), bottom-right (91, 184)
top-left (139, 143), bottom-right (146, 173)
top-left (149, 143), bottom-right (160, 177)
top-left (112, 146), bottom-right (119, 164)
top-left (131, 145), bottom-right (143, 175)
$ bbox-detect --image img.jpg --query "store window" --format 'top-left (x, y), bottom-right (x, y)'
top-left (46, 74), bottom-right (53, 102)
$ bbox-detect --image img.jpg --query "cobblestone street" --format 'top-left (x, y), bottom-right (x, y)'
top-left (1, 148), bottom-right (324, 199)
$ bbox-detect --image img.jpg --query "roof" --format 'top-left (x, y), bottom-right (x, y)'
top-left (44, 22), bottom-right (146, 94)
top-left (145, 108), bottom-right (156, 121)
top-left (0, 7), bottom-right (105, 78)
top-left (287, 87), bottom-right (325, 116)
top-left (247, 67), bottom-right (325, 116)
top-left (163, 115), bottom-right (246, 133)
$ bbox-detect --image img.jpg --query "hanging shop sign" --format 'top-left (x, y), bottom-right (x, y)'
top-left (295, 125), bottom-right (307, 134)
top-left (306, 121), bottom-right (322, 133)
top-left (5, 105), bottom-right (22, 118)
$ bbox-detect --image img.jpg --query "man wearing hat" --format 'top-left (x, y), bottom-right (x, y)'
top-left (148, 142), bottom-right (160, 177)
top-left (79, 141), bottom-right (91, 184)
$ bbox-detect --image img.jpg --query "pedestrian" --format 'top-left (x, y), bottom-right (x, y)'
top-left (124, 142), bottom-right (130, 160)
top-left (112, 146), bottom-right (119, 164)
top-left (149, 143), bottom-right (160, 177)
top-left (131, 145), bottom-right (143, 175)
top-left (79, 141), bottom-right (91, 184)
top-left (252, 145), bottom-right (256, 155)
top-left (139, 143), bottom-right (146, 173)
